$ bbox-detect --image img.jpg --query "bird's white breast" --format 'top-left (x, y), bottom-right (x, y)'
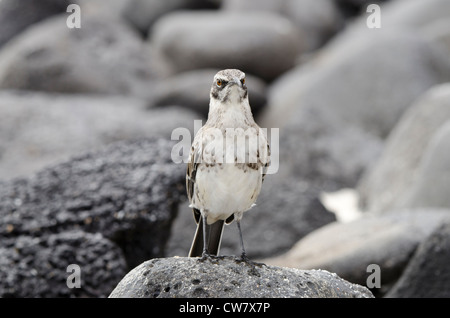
top-left (193, 163), bottom-right (263, 224)
top-left (189, 97), bottom-right (269, 225)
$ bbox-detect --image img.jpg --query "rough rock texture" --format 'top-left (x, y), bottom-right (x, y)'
top-left (151, 11), bottom-right (303, 81)
top-left (0, 231), bottom-right (126, 298)
top-left (0, 90), bottom-right (198, 181)
top-left (386, 222), bottom-right (450, 298)
top-left (0, 138), bottom-right (186, 268)
top-left (109, 257), bottom-right (374, 298)
top-left (263, 209), bottom-right (450, 296)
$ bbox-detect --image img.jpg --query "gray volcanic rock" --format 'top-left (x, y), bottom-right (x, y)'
top-left (396, 121), bottom-right (450, 209)
top-left (123, 0), bottom-right (219, 34)
top-left (0, 90), bottom-right (197, 181)
top-left (0, 138), bottom-right (186, 268)
top-left (0, 15), bottom-right (160, 99)
top-left (386, 221), bottom-right (450, 298)
top-left (262, 30), bottom-right (450, 189)
top-left (151, 11), bottom-right (303, 81)
top-left (0, 231), bottom-right (127, 298)
top-left (0, 0), bottom-right (71, 47)
top-left (358, 84), bottom-right (450, 213)
top-left (223, 0), bottom-right (343, 51)
top-left (264, 209), bottom-right (450, 296)
top-left (109, 256), bottom-right (374, 298)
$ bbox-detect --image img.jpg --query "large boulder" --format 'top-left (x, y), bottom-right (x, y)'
top-left (330, 0), bottom-right (450, 45)
top-left (0, 0), bottom-right (71, 47)
top-left (222, 0), bottom-right (343, 51)
top-left (421, 19), bottom-right (450, 58)
top-left (386, 221), bottom-right (450, 298)
top-left (0, 90), bottom-right (198, 181)
top-left (261, 30), bottom-right (450, 189)
top-left (0, 231), bottom-right (126, 297)
top-left (150, 11), bottom-right (303, 81)
top-left (358, 84), bottom-right (450, 213)
top-left (381, 0), bottom-right (450, 30)
top-left (398, 121), bottom-right (450, 209)
top-left (0, 138), bottom-right (186, 268)
top-left (0, 14), bottom-right (161, 98)
top-left (123, 0), bottom-right (219, 35)
top-left (263, 209), bottom-right (450, 296)
top-left (109, 256), bottom-right (373, 298)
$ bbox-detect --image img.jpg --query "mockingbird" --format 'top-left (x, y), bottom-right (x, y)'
top-left (187, 69), bottom-right (270, 261)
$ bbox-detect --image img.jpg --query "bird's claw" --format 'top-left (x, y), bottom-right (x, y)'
top-left (235, 252), bottom-right (266, 268)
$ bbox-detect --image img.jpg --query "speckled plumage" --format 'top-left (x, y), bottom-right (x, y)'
top-left (187, 69), bottom-right (270, 258)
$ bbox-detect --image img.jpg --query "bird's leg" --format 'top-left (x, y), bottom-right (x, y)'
top-left (236, 220), bottom-right (265, 267)
top-left (236, 220), bottom-right (249, 261)
top-left (199, 215), bottom-right (226, 263)
top-left (199, 214), bottom-right (211, 262)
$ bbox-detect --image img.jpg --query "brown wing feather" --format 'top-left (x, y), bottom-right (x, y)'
top-left (262, 143), bottom-right (270, 183)
top-left (186, 143), bottom-right (201, 223)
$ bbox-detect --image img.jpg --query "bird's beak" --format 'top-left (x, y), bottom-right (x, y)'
top-left (229, 77), bottom-right (242, 88)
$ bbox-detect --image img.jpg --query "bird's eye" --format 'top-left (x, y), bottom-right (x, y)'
top-left (216, 80), bottom-right (222, 87)
top-left (241, 78), bottom-right (245, 85)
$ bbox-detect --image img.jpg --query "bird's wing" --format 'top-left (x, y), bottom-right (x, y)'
top-left (186, 136), bottom-right (202, 223)
top-left (256, 127), bottom-right (270, 183)
top-left (262, 142), bottom-right (270, 183)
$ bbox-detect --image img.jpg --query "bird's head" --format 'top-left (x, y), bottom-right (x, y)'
top-left (210, 69), bottom-right (248, 104)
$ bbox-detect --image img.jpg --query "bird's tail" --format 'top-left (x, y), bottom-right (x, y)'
top-left (188, 217), bottom-right (225, 257)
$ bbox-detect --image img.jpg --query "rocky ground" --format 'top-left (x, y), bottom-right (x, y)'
top-left (1, 0), bottom-right (450, 298)
top-left (109, 256), bottom-right (373, 298)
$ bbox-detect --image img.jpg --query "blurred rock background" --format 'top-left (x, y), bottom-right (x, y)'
top-left (0, 0), bottom-right (449, 297)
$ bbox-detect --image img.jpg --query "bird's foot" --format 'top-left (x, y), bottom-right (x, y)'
top-left (198, 252), bottom-right (210, 263)
top-left (235, 252), bottom-right (266, 268)
top-left (198, 251), bottom-right (226, 263)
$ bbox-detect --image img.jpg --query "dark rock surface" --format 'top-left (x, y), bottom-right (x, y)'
top-left (0, 90), bottom-right (199, 181)
top-left (0, 138), bottom-right (186, 269)
top-left (109, 256), bottom-right (374, 298)
top-left (264, 209), bottom-right (450, 297)
top-left (1, 0), bottom-right (450, 299)
top-left (0, 231), bottom-right (126, 297)
top-left (386, 221), bottom-right (450, 298)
